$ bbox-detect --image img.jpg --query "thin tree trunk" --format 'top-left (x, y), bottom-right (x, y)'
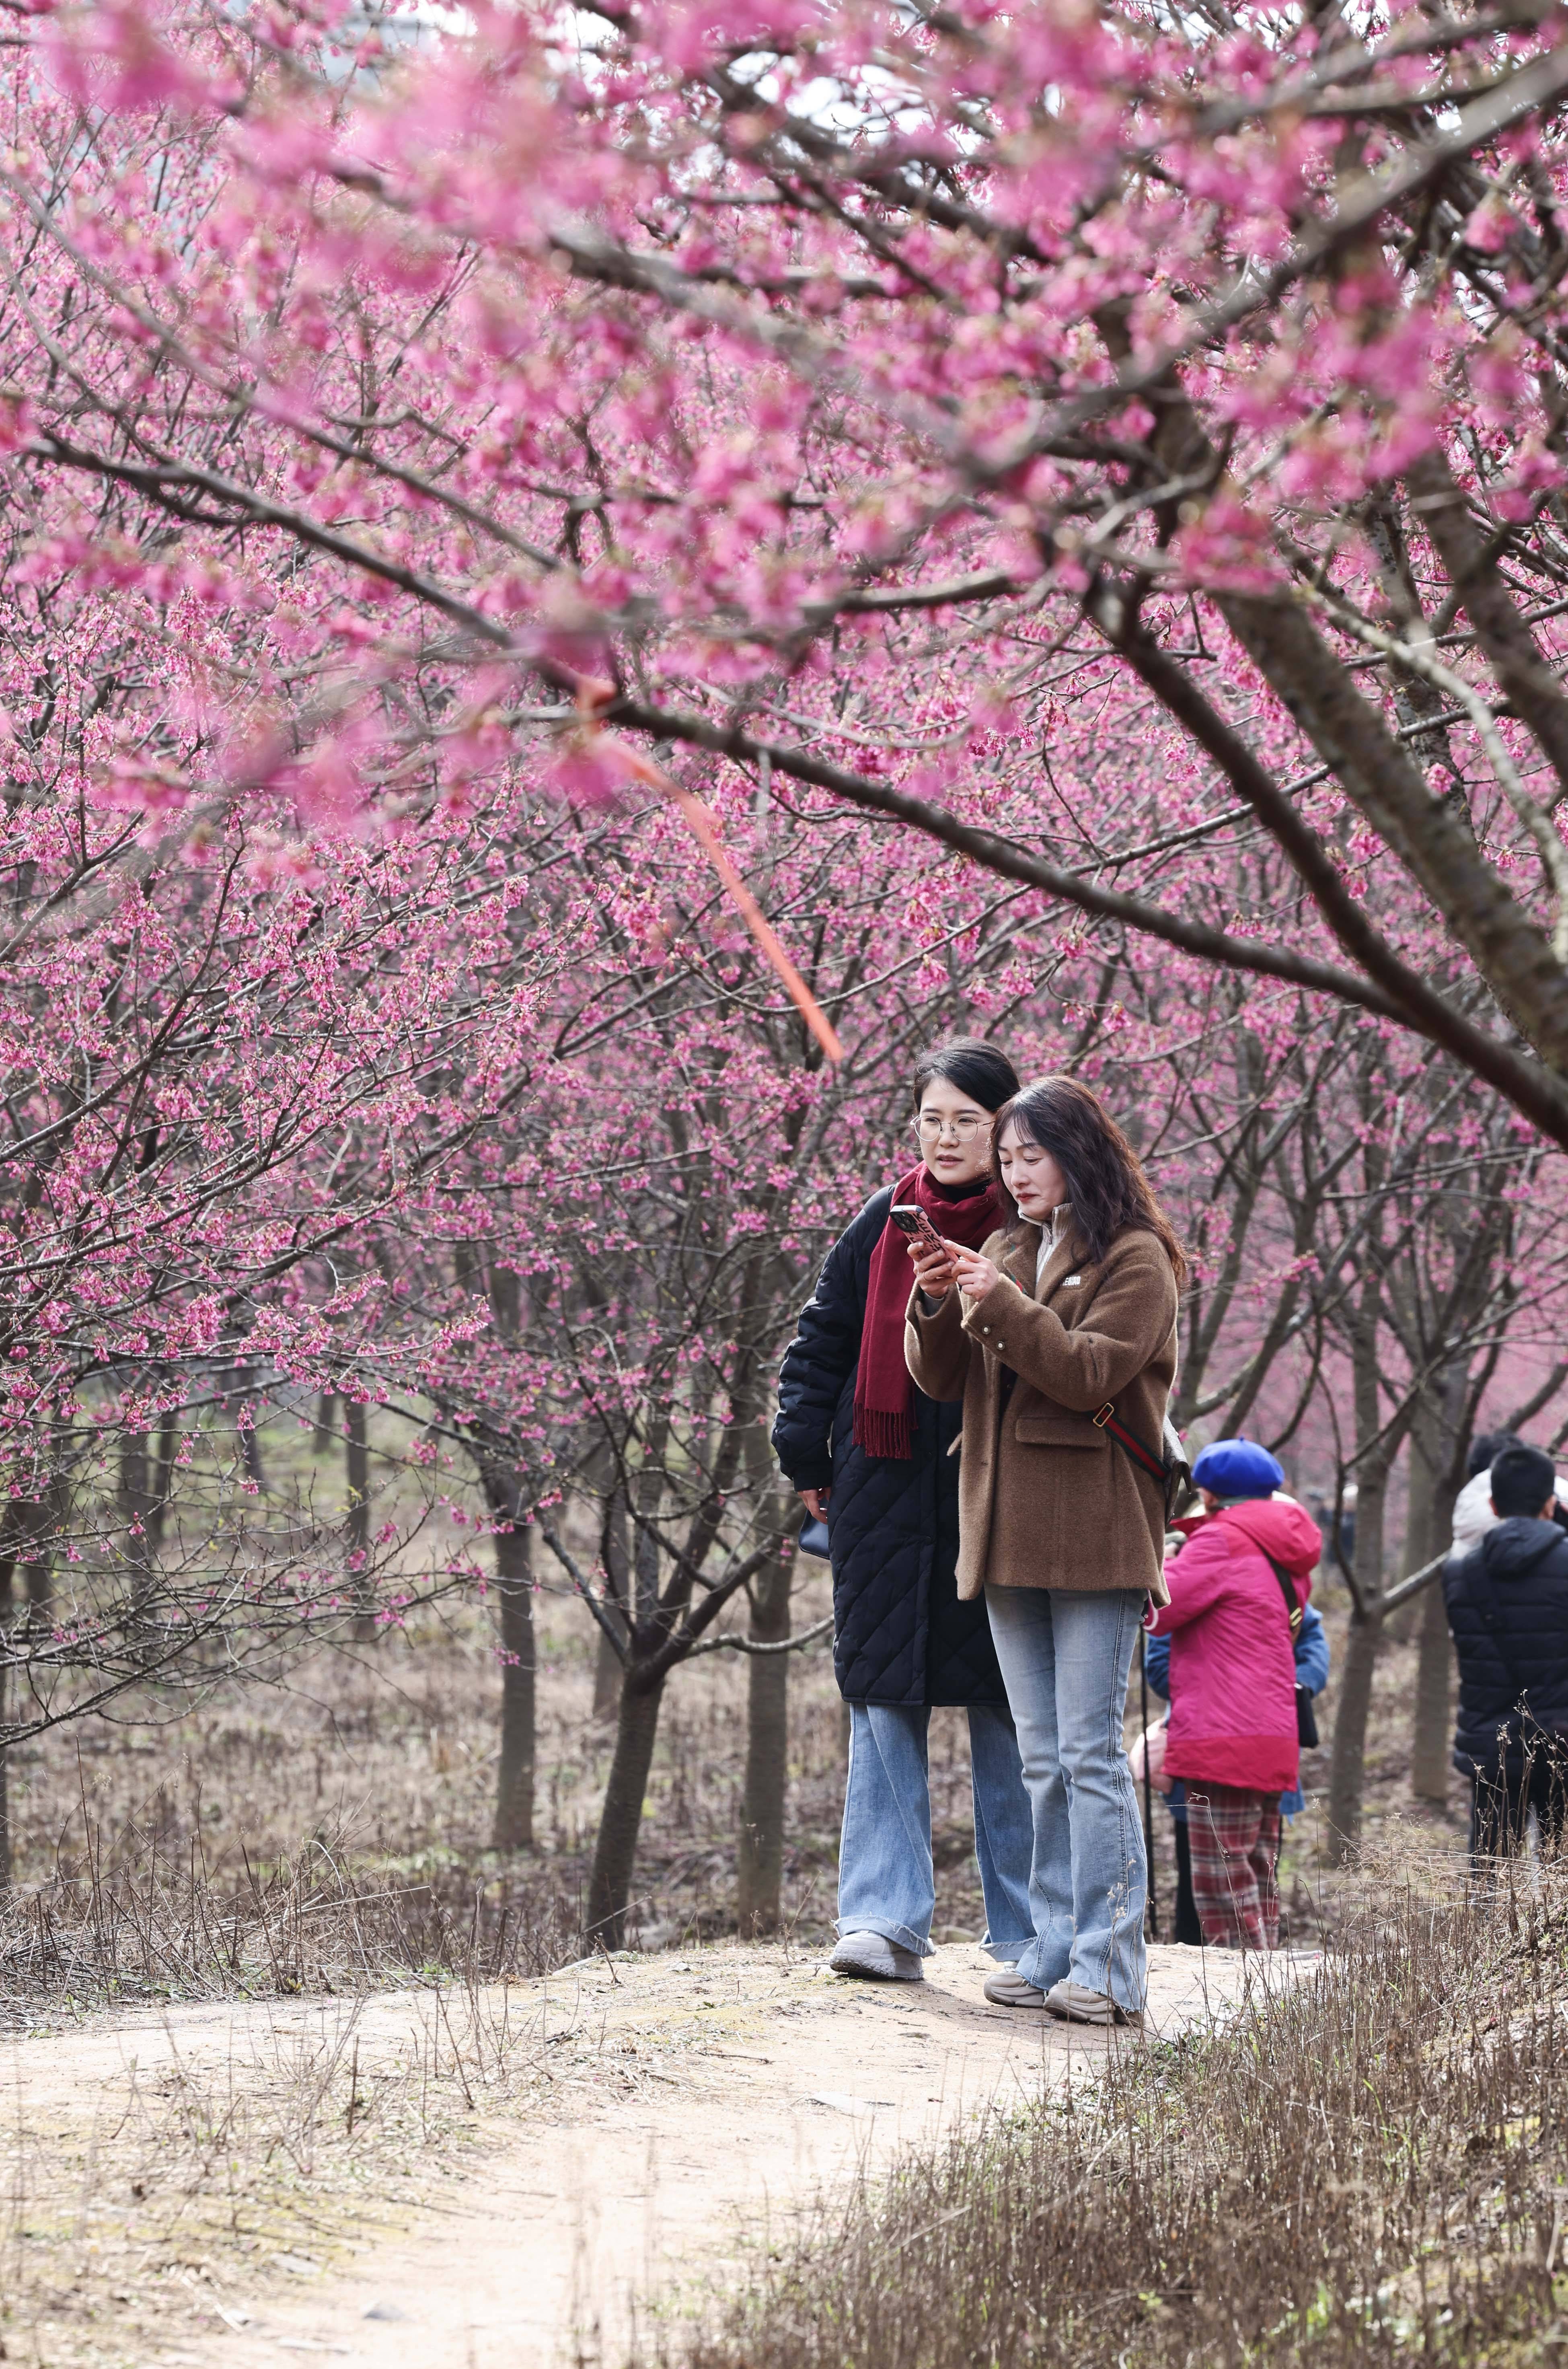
top-left (592, 1470), bottom-right (631, 1720)
top-left (737, 1548), bottom-right (792, 1935)
top-left (1386, 1429), bottom-right (1438, 1649)
top-left (345, 1397), bottom-right (374, 1641)
top-left (1411, 1584), bottom-right (1455, 1805)
top-left (592, 1626), bottom-right (622, 1722)
top-left (1326, 1281), bottom-right (1391, 1867)
top-left (0, 1553), bottom-right (14, 1892)
top-left (148, 1409), bottom-right (178, 1560)
top-left (120, 1430), bottom-right (156, 1629)
top-left (15, 1472), bottom-right (66, 1613)
top-left (1410, 1375), bottom-right (1465, 1804)
top-left (587, 1677), bottom-right (666, 1949)
top-left (236, 1368), bottom-right (266, 1486)
top-left (1326, 1602), bottom-right (1381, 1865)
top-left (492, 1522), bottom-right (536, 1852)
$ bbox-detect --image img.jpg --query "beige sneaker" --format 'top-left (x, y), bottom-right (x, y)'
top-left (828, 1932), bottom-right (925, 1982)
top-left (982, 1969), bottom-right (1049, 2009)
top-left (1043, 1978), bottom-right (1143, 2028)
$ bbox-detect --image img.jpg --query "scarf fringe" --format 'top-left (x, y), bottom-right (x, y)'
top-left (853, 1400), bottom-right (914, 1461)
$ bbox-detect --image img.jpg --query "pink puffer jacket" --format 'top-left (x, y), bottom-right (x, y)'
top-left (1147, 1498), bottom-right (1321, 1795)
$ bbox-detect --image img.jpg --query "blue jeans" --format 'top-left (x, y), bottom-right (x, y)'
top-left (835, 1701), bottom-right (1036, 1960)
top-left (985, 1587), bottom-right (1148, 2011)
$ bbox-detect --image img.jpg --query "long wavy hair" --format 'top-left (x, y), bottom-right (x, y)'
top-left (991, 1077), bottom-right (1188, 1284)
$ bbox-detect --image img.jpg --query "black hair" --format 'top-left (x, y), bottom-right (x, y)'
top-left (991, 1075), bottom-right (1188, 1284)
top-left (1491, 1443), bottom-right (1557, 1519)
top-left (1467, 1429), bottom-right (1524, 1481)
top-left (911, 1037), bottom-right (1019, 1116)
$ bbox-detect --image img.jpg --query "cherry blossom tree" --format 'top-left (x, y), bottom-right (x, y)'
top-left (8, 0), bottom-right (1568, 1152)
top-left (369, 776), bottom-right (1055, 1939)
top-left (0, 595), bottom-right (595, 1873)
top-left (12, 0), bottom-right (1568, 1913)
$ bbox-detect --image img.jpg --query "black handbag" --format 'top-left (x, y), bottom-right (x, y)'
top-left (1262, 1549), bottom-right (1319, 1749)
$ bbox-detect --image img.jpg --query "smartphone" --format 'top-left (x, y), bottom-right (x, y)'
top-left (890, 1204), bottom-right (956, 1266)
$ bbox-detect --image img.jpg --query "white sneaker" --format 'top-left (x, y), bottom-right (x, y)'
top-left (828, 1931), bottom-right (925, 1981)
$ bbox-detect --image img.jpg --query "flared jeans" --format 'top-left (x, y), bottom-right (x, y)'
top-left (835, 1701), bottom-right (1036, 1961)
top-left (984, 1586), bottom-right (1149, 2011)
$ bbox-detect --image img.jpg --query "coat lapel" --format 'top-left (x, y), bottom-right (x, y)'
top-left (1032, 1217), bottom-right (1085, 1305)
top-left (999, 1228), bottom-right (1040, 1294)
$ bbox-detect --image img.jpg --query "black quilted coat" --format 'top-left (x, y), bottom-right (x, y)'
top-left (772, 1186), bottom-right (1007, 1707)
top-left (1444, 1515), bottom-right (1568, 1774)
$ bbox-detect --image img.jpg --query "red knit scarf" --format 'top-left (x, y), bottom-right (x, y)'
top-left (853, 1165), bottom-right (1005, 1459)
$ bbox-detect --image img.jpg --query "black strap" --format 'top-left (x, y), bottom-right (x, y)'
top-left (1260, 1548), bottom-right (1304, 1640)
top-left (1260, 1546), bottom-right (1319, 1748)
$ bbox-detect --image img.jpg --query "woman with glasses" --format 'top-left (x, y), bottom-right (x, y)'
top-left (773, 1039), bottom-right (1034, 1981)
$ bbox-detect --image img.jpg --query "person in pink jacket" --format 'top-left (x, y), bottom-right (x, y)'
top-left (1147, 1438), bottom-right (1321, 1949)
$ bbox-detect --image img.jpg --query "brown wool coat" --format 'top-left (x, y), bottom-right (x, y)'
top-left (905, 1219), bottom-right (1179, 1607)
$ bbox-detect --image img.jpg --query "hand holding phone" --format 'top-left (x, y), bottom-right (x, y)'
top-left (892, 1203), bottom-right (956, 1300)
top-left (890, 1203), bottom-right (954, 1260)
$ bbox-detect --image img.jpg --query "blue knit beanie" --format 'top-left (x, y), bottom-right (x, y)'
top-left (1191, 1437), bottom-right (1284, 1501)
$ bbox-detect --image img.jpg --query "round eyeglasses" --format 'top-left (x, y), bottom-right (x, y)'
top-left (914, 1114), bottom-right (993, 1144)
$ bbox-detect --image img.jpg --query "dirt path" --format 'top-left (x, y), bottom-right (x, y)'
top-left (4, 1940), bottom-right (1298, 2368)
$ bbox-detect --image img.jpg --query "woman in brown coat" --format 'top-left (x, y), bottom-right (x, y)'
top-left (905, 1078), bottom-right (1184, 2026)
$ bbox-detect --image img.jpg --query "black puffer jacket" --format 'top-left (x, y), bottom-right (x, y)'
top-left (772, 1186), bottom-right (1007, 1707)
top-left (1444, 1516), bottom-right (1568, 1774)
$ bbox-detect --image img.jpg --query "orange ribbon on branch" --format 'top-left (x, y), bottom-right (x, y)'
top-left (570, 679), bottom-right (843, 1066)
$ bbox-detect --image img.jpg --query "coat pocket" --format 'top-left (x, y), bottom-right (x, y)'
top-left (1012, 1415), bottom-right (1110, 1447)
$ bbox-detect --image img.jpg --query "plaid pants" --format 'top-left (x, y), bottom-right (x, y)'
top-left (1185, 1783), bottom-right (1282, 1950)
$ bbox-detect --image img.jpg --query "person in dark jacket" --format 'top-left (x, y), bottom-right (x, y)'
top-left (773, 1038), bottom-right (1034, 1982)
top-left (1445, 1442), bottom-right (1568, 1864)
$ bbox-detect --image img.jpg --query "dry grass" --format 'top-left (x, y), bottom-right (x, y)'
top-left (0, 1563), bottom-right (1472, 2017)
top-left (0, 1967), bottom-right (582, 2365)
top-left (644, 1839), bottom-right (1568, 2369)
top-left (0, 1534), bottom-right (1498, 2369)
top-left (0, 1563), bottom-right (1007, 2019)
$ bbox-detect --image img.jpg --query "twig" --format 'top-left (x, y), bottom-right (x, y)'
top-left (686, 1614), bottom-right (834, 1659)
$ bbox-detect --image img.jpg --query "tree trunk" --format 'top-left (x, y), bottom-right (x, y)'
top-left (14, 1472), bottom-right (65, 1614)
top-left (0, 1552), bottom-right (14, 1891)
top-left (235, 1367), bottom-right (266, 1485)
top-left (0, 1677), bottom-right (9, 1891)
top-left (1325, 1602), bottom-right (1382, 1864)
top-left (586, 1676), bottom-right (666, 1949)
top-left (1386, 1430), bottom-right (1438, 1648)
top-left (345, 1396), bottom-right (374, 1641)
top-left (581, 1449), bottom-right (631, 1719)
top-left (120, 1429), bottom-right (156, 1628)
top-left (1325, 1280), bottom-right (1391, 1867)
top-left (600, 1462), bottom-right (633, 1715)
top-left (737, 1548), bottom-right (792, 1935)
top-left (1408, 1372), bottom-right (1466, 1804)
top-left (1411, 1584), bottom-right (1455, 1806)
top-left (592, 1625), bottom-right (622, 1722)
top-left (491, 1522), bottom-right (536, 1852)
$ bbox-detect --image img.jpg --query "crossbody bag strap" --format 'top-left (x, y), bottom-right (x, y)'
top-left (1259, 1544), bottom-right (1318, 1751)
top-left (1091, 1400), bottom-right (1169, 1483)
top-left (1260, 1548), bottom-right (1304, 1640)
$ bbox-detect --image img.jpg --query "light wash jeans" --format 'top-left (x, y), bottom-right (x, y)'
top-left (985, 1587), bottom-right (1148, 2011)
top-left (835, 1701), bottom-right (1036, 1961)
